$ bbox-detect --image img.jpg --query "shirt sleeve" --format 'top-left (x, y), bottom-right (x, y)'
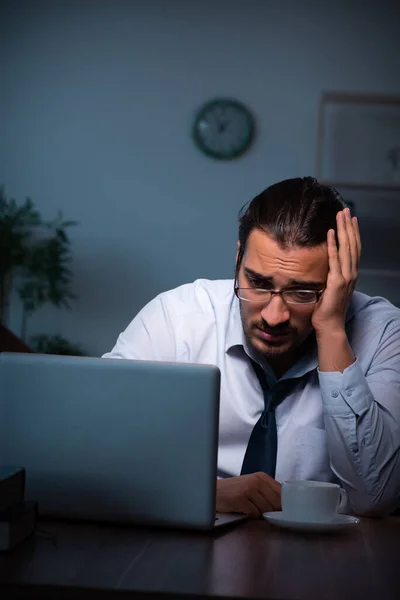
top-left (318, 323), bottom-right (400, 517)
top-left (102, 295), bottom-right (178, 361)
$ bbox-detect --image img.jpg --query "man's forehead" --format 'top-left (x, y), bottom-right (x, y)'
top-left (243, 229), bottom-right (329, 280)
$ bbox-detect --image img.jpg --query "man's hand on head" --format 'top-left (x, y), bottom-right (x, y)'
top-left (311, 207), bottom-right (361, 336)
top-left (216, 472), bottom-right (282, 519)
top-left (312, 207), bottom-right (361, 373)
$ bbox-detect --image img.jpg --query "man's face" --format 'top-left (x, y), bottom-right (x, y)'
top-left (237, 229), bottom-right (329, 361)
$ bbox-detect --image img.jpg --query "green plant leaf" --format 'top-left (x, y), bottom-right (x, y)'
top-left (29, 333), bottom-right (86, 356)
top-left (0, 187), bottom-right (79, 326)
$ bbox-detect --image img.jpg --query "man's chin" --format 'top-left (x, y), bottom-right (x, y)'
top-left (251, 335), bottom-right (294, 357)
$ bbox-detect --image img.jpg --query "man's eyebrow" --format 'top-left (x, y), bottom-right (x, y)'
top-left (243, 268), bottom-right (273, 284)
top-left (287, 278), bottom-right (325, 289)
top-left (243, 268), bottom-right (324, 289)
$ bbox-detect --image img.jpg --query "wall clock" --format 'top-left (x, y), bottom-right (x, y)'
top-left (192, 98), bottom-right (255, 160)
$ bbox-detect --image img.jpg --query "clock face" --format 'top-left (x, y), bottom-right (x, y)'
top-left (192, 99), bottom-right (255, 160)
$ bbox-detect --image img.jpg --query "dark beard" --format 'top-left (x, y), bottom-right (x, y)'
top-left (239, 302), bottom-right (315, 363)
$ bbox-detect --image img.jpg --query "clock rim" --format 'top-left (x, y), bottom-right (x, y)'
top-left (192, 98), bottom-right (255, 160)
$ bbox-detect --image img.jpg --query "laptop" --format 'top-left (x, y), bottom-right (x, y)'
top-left (0, 352), bottom-right (246, 530)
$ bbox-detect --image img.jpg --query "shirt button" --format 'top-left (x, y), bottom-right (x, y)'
top-left (331, 390), bottom-right (339, 398)
top-left (346, 389), bottom-right (353, 397)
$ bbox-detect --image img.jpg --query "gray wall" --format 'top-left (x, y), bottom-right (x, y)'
top-left (1, 0), bottom-right (399, 355)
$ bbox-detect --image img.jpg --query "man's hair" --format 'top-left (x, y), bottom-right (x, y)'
top-left (237, 177), bottom-right (346, 268)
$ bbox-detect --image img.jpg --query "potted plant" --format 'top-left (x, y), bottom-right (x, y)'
top-left (0, 187), bottom-right (84, 353)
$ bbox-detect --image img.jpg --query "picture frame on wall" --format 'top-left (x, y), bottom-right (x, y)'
top-left (316, 92), bottom-right (400, 190)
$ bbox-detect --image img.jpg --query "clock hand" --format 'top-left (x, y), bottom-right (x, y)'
top-left (217, 117), bottom-right (230, 133)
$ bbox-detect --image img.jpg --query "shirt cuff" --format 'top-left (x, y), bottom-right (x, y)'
top-left (317, 359), bottom-right (374, 417)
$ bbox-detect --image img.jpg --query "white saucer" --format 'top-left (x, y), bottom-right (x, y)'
top-left (263, 511), bottom-right (360, 533)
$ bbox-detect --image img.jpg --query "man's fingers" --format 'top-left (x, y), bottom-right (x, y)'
top-left (239, 497), bottom-right (262, 518)
top-left (215, 474), bottom-right (282, 518)
top-left (255, 473), bottom-right (282, 510)
top-left (249, 490), bottom-right (274, 515)
top-left (344, 208), bottom-right (359, 279)
top-left (353, 216), bottom-right (362, 269)
top-left (259, 486), bottom-right (281, 511)
top-left (337, 209), bottom-right (352, 279)
top-left (327, 228), bottom-right (341, 276)
top-left (256, 471), bottom-right (282, 497)
top-left (256, 472), bottom-right (282, 492)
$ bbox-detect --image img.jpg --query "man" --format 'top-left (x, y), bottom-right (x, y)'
top-left (103, 177), bottom-right (400, 518)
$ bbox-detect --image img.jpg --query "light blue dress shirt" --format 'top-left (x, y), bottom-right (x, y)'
top-left (103, 279), bottom-right (400, 516)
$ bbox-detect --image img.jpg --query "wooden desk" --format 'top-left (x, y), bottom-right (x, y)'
top-left (0, 517), bottom-right (399, 600)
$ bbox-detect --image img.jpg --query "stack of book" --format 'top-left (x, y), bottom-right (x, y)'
top-left (0, 467), bottom-right (37, 551)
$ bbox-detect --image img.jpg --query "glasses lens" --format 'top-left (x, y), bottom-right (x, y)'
top-left (283, 291), bottom-right (317, 304)
top-left (238, 289), bottom-right (271, 302)
top-left (236, 288), bottom-right (319, 304)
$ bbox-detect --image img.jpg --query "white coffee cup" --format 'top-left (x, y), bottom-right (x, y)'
top-left (281, 480), bottom-right (347, 522)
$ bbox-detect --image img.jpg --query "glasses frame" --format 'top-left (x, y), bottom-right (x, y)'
top-left (234, 286), bottom-right (325, 305)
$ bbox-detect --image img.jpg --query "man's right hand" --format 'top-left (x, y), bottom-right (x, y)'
top-left (216, 472), bottom-right (282, 518)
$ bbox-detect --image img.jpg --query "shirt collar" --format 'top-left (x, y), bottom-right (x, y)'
top-left (225, 292), bottom-right (245, 352)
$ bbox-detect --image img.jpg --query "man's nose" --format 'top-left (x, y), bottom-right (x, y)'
top-left (260, 295), bottom-right (290, 327)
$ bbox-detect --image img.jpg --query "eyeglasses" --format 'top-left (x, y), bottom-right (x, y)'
top-left (235, 287), bottom-right (324, 305)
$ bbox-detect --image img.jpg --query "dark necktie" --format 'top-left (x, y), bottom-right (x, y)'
top-left (240, 359), bottom-right (282, 478)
